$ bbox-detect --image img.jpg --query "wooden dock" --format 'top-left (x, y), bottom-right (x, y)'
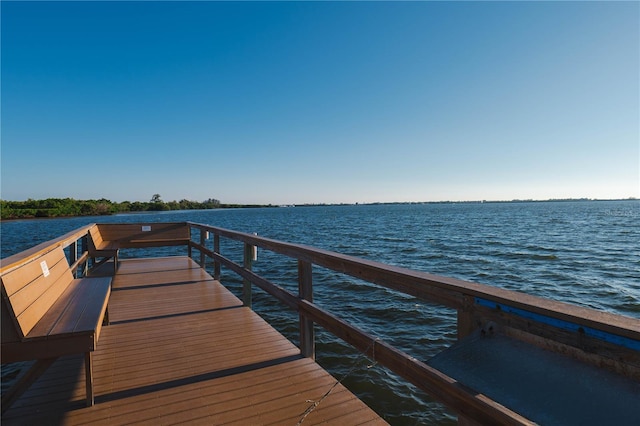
top-left (2, 256), bottom-right (387, 425)
top-left (3, 222), bottom-right (639, 425)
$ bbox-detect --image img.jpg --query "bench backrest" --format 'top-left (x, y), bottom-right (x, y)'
top-left (1, 247), bottom-right (73, 340)
top-left (95, 222), bottom-right (190, 248)
top-left (88, 225), bottom-right (106, 251)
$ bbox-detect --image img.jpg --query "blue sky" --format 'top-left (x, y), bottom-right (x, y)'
top-left (2, 1), bottom-right (638, 204)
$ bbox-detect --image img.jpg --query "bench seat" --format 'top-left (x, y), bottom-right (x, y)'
top-left (26, 276), bottom-right (111, 340)
top-left (1, 247), bottom-right (111, 410)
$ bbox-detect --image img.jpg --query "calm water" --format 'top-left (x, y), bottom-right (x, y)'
top-left (1, 201), bottom-right (638, 424)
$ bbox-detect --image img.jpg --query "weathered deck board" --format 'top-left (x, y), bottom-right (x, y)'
top-left (3, 256), bottom-right (387, 425)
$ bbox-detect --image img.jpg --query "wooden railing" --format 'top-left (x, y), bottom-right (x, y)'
top-left (0, 224), bottom-right (93, 278)
top-left (3, 222), bottom-right (639, 424)
top-left (186, 221), bottom-right (640, 425)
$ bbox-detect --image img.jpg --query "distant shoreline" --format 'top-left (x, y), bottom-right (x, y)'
top-left (0, 198), bottom-right (278, 221)
top-left (293, 198), bottom-right (638, 207)
top-left (0, 207), bottom-right (273, 223)
top-left (1, 197), bottom-right (636, 222)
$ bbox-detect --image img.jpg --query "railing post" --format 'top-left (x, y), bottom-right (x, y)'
top-left (243, 242), bottom-right (253, 308)
top-left (69, 240), bottom-right (78, 277)
top-left (81, 236), bottom-right (89, 276)
top-left (213, 233), bottom-right (221, 280)
top-left (199, 229), bottom-right (206, 268)
top-left (457, 295), bottom-right (477, 340)
top-left (298, 260), bottom-right (315, 359)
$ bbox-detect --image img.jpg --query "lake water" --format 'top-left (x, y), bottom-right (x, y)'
top-left (1, 200), bottom-right (638, 424)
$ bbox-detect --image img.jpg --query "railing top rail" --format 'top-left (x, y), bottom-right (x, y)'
top-left (187, 221), bottom-right (640, 340)
top-left (2, 222), bottom-right (637, 340)
top-left (1, 224), bottom-right (95, 275)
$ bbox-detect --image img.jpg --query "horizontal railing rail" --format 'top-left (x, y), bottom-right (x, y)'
top-left (186, 221), bottom-right (640, 424)
top-left (1, 224), bottom-right (93, 279)
top-left (0, 224), bottom-right (93, 276)
top-left (186, 222), bottom-right (640, 341)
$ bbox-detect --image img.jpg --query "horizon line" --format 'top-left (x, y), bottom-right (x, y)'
top-left (2, 196), bottom-right (638, 205)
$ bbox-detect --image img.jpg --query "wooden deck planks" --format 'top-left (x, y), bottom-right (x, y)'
top-left (3, 256), bottom-right (387, 425)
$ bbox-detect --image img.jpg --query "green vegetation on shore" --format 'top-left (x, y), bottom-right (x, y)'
top-left (0, 195), bottom-right (272, 220)
top-left (2, 196), bottom-right (635, 221)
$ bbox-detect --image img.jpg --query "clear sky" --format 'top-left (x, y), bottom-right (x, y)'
top-left (2, 1), bottom-right (638, 205)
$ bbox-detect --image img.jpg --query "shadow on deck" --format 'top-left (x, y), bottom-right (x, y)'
top-left (2, 257), bottom-right (387, 425)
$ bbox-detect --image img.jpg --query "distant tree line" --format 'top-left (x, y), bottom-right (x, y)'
top-left (0, 195), bottom-right (224, 220)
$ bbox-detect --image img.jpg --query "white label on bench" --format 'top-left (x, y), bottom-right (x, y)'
top-left (142, 226), bottom-right (151, 232)
top-left (40, 260), bottom-right (50, 277)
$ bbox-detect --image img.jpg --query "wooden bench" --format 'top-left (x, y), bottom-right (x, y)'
top-left (88, 225), bottom-right (120, 274)
top-left (1, 246), bottom-right (111, 410)
top-left (88, 222), bottom-right (191, 274)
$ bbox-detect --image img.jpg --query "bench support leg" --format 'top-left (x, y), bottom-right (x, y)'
top-left (85, 352), bottom-right (94, 407)
top-left (1, 358), bottom-right (57, 414)
top-left (103, 307), bottom-right (110, 326)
